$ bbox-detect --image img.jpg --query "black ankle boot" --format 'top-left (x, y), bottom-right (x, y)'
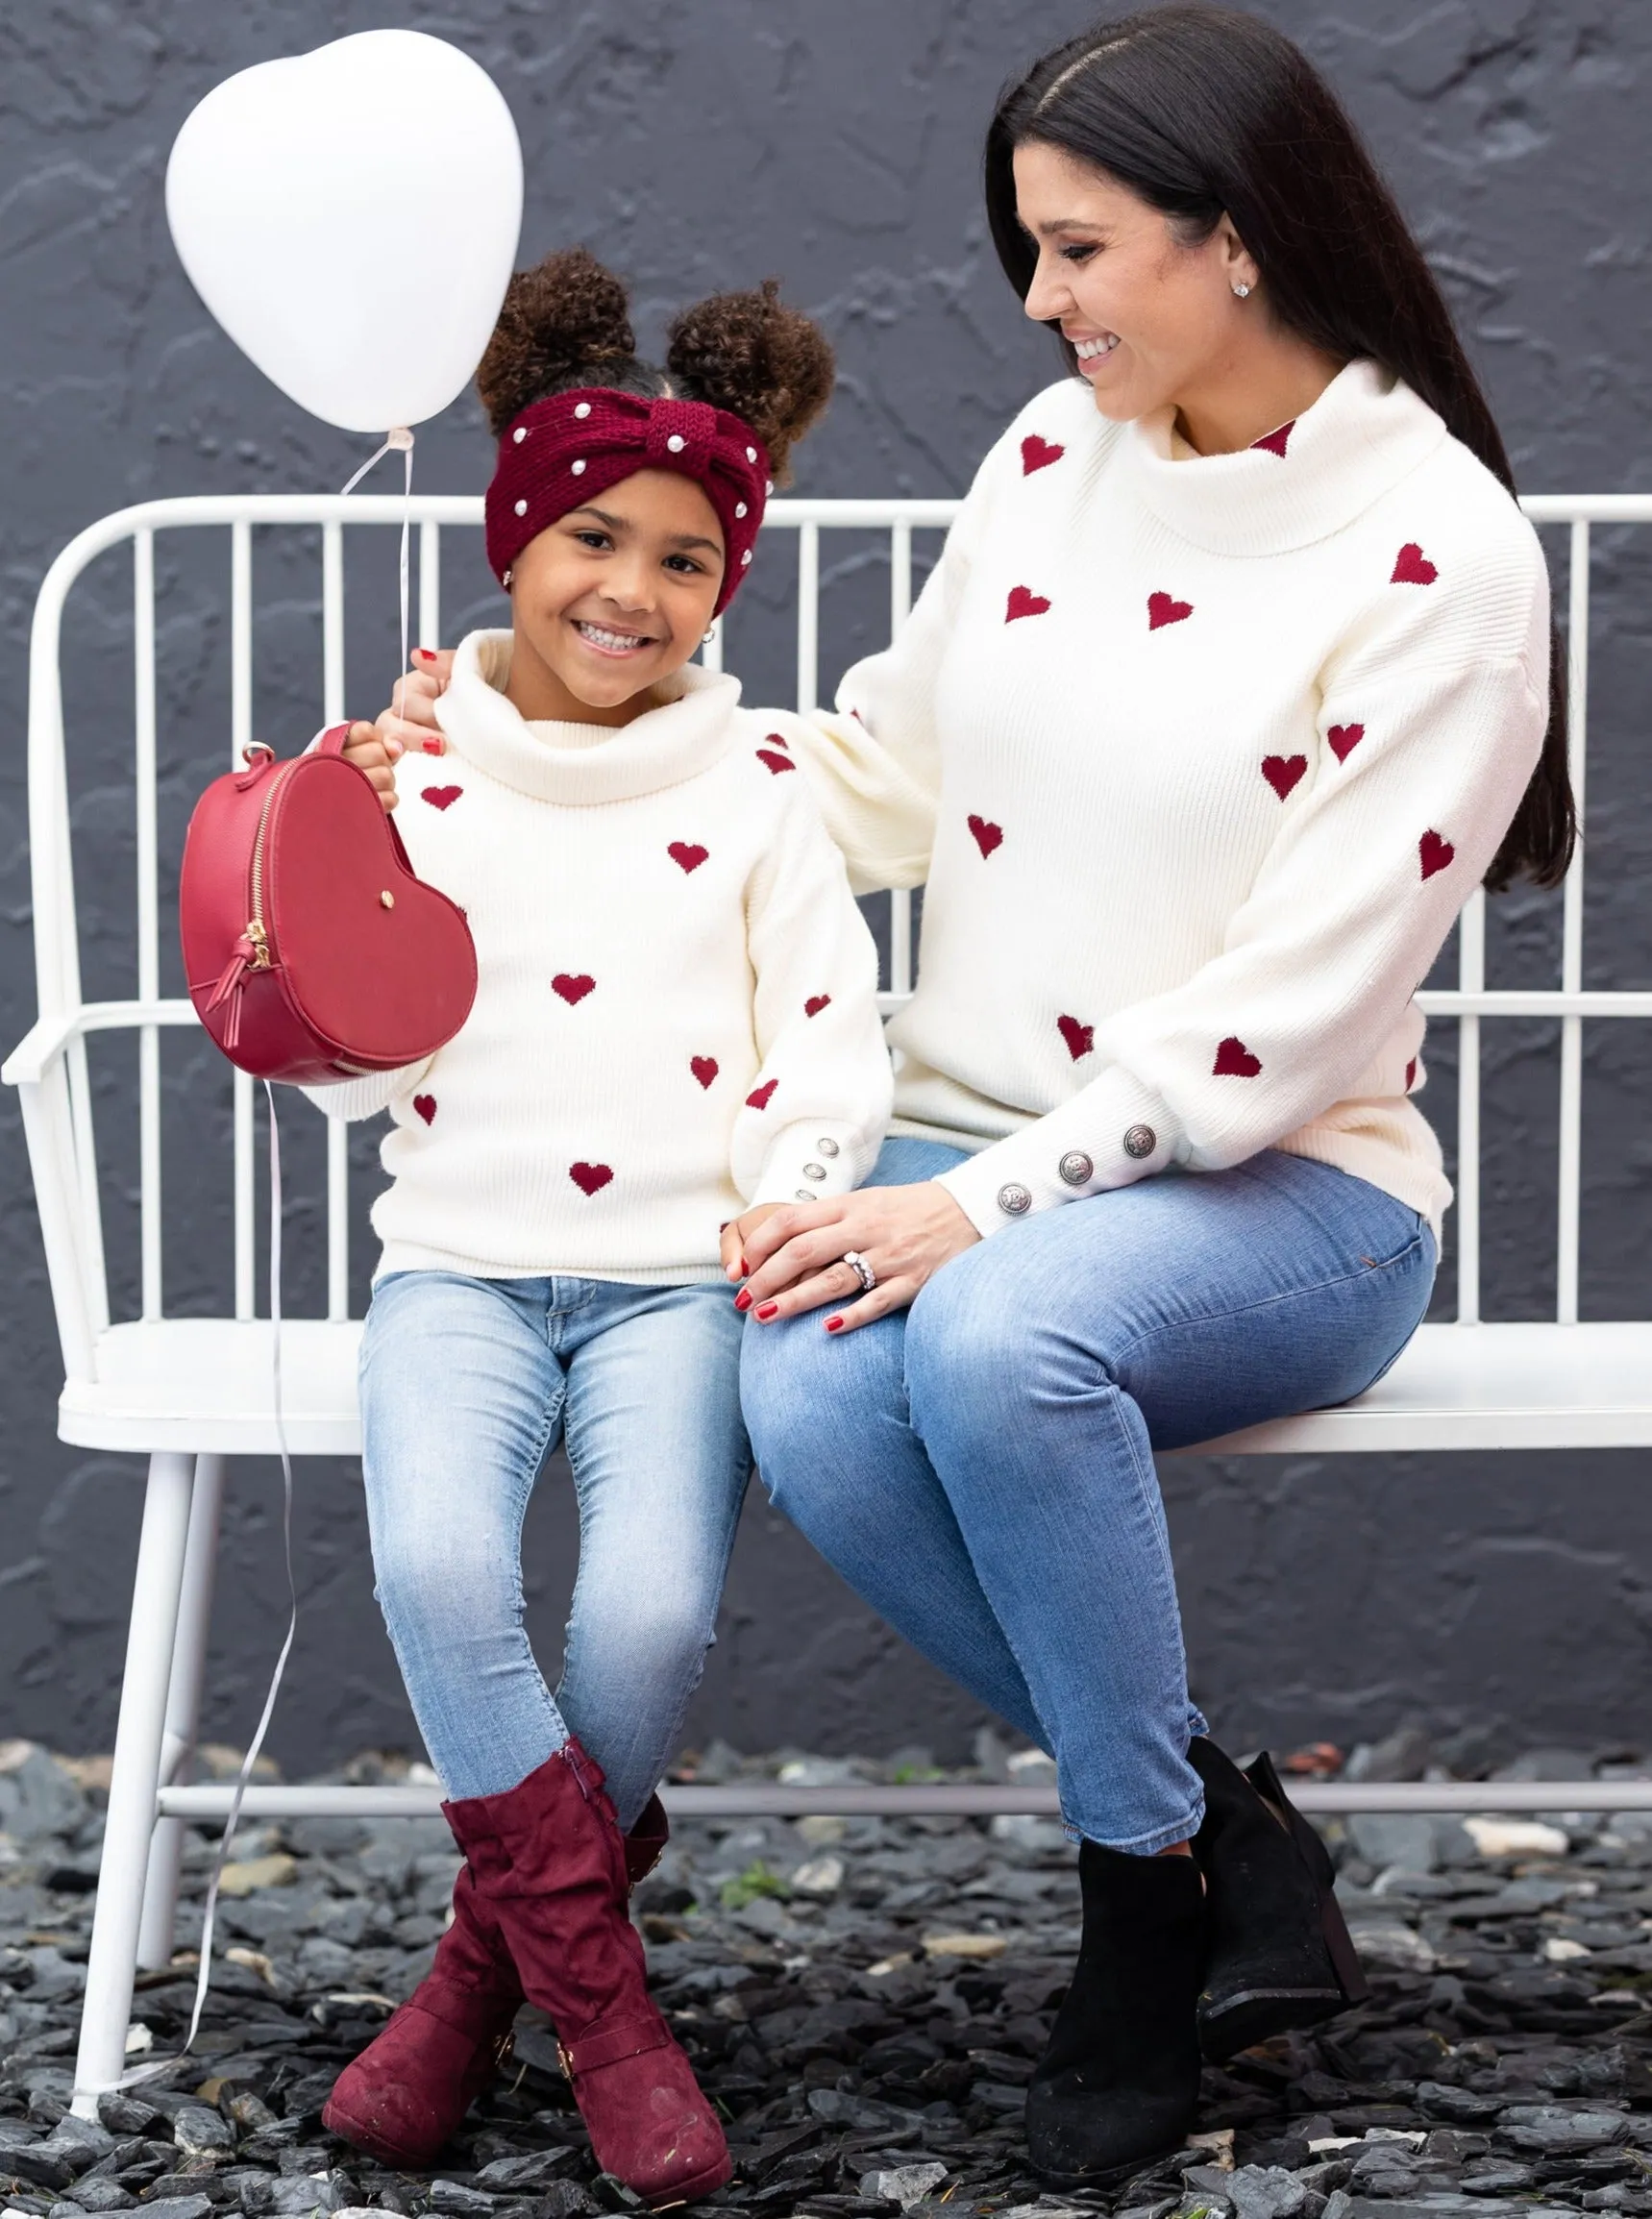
top-left (1190, 1738), bottom-right (1368, 2060)
top-left (1024, 1841), bottom-right (1204, 2184)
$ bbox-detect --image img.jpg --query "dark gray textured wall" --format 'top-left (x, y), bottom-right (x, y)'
top-left (3, 0), bottom-right (1651, 1776)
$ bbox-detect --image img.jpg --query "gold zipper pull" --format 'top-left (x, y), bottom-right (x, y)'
top-left (245, 920), bottom-right (272, 970)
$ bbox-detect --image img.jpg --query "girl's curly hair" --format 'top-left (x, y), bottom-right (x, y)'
top-left (476, 247), bottom-right (834, 483)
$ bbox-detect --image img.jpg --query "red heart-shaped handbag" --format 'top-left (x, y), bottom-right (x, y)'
top-left (180, 725), bottom-right (478, 1084)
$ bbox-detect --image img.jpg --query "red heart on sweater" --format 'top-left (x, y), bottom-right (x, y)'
top-left (1419, 829), bottom-right (1455, 880)
top-left (569, 1162), bottom-right (613, 1196)
top-left (1006, 585), bottom-right (1051, 623)
top-left (1392, 541), bottom-right (1439, 585)
top-left (668, 842), bottom-right (709, 873)
top-left (1251, 420), bottom-right (1294, 457)
top-left (421, 785), bottom-right (462, 811)
top-left (1327, 722), bottom-right (1365, 763)
top-left (1057, 1014), bottom-right (1095, 1061)
top-left (804, 995), bottom-right (832, 1018)
top-left (412, 1094), bottom-right (437, 1125)
top-left (1021, 434), bottom-right (1066, 474)
top-left (1262, 754), bottom-right (1307, 801)
top-left (1405, 1058), bottom-right (1418, 1091)
top-left (756, 749), bottom-right (797, 775)
top-left (1214, 1036), bottom-right (1262, 1078)
top-left (1147, 591), bottom-right (1194, 629)
top-left (747, 1079), bottom-right (777, 1110)
top-left (691, 1056), bottom-right (719, 1090)
top-left (968, 814), bottom-right (1003, 859)
top-left (553, 974), bottom-right (596, 1004)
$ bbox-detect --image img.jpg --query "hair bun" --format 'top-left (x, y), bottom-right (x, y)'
top-left (476, 247), bottom-right (638, 436)
top-left (666, 280), bottom-right (835, 484)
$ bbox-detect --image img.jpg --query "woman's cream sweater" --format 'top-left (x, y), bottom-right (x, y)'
top-left (771, 361), bottom-right (1550, 1237)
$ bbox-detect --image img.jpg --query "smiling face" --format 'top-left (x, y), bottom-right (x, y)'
top-left (1012, 140), bottom-right (1258, 430)
top-left (505, 467), bottom-right (727, 727)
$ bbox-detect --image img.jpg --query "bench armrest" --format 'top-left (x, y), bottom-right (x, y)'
top-left (2, 1010), bottom-right (81, 1087)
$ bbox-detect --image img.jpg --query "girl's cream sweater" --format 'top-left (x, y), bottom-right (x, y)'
top-left (308, 633), bottom-right (893, 1284)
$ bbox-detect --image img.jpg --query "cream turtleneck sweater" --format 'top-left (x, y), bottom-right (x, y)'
top-left (307, 633), bottom-right (893, 1284)
top-left (770, 361), bottom-right (1550, 1237)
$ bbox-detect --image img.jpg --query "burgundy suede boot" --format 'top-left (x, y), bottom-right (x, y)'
top-left (324, 1790), bottom-right (672, 2166)
top-left (448, 1741), bottom-right (729, 2207)
top-left (323, 1859), bottom-right (523, 2166)
top-left (626, 1792), bottom-right (670, 1887)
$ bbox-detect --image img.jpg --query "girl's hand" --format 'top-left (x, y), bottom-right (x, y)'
top-left (734, 1183), bottom-right (980, 1333)
top-left (720, 1203), bottom-right (788, 1282)
top-left (340, 720), bottom-right (400, 813)
top-left (375, 648), bottom-right (456, 763)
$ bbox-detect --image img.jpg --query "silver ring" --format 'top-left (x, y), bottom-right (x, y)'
top-left (842, 1249), bottom-right (876, 1294)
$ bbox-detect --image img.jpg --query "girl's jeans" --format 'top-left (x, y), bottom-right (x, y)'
top-left (359, 1270), bottom-right (750, 1830)
top-left (741, 1140), bottom-right (1436, 1855)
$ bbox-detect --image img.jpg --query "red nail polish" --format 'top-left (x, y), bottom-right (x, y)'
top-left (734, 1290), bottom-right (752, 1313)
top-left (755, 1301), bottom-right (778, 1321)
top-left (422, 738), bottom-right (443, 755)
top-left (826, 1316), bottom-right (844, 1333)
top-left (416, 647), bottom-right (436, 659)
top-left (739, 1256), bottom-right (750, 1276)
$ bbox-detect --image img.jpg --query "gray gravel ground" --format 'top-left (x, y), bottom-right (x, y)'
top-left (5, 1732), bottom-right (1652, 2219)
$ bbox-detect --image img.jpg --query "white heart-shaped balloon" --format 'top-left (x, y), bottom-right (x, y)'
top-left (166, 30), bottom-right (523, 434)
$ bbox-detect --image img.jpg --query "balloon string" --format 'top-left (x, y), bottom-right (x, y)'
top-left (338, 427), bottom-right (416, 697)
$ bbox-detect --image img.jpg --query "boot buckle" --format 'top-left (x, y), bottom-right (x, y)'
top-left (557, 2039), bottom-right (576, 2083)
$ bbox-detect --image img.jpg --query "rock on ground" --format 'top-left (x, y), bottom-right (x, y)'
top-left (2, 1735), bottom-right (1652, 2219)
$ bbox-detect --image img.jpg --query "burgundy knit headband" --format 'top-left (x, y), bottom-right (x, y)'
top-left (484, 387), bottom-right (772, 616)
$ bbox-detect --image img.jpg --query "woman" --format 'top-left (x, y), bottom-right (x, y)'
top-left (381, 3), bottom-right (1567, 2183)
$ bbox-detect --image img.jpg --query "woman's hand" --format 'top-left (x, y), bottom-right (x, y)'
top-left (379, 648), bottom-right (455, 761)
top-left (729, 1183), bottom-right (980, 1333)
top-left (341, 651), bottom-right (456, 815)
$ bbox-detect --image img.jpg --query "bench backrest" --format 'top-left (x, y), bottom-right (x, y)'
top-left (15, 491), bottom-right (1647, 1368)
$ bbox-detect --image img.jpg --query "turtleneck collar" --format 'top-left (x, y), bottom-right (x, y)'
top-left (433, 630), bottom-right (743, 805)
top-left (1118, 359), bottom-right (1448, 557)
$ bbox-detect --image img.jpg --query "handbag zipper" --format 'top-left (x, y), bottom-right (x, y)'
top-left (204, 760), bottom-right (295, 1045)
top-left (246, 762), bottom-right (295, 964)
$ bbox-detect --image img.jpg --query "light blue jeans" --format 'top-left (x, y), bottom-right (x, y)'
top-left (741, 1140), bottom-right (1436, 1854)
top-left (359, 1270), bottom-right (750, 1829)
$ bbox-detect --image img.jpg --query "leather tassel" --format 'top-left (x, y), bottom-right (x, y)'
top-left (205, 937), bottom-right (257, 1050)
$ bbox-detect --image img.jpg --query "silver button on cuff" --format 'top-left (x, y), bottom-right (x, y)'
top-left (1058, 1151), bottom-right (1093, 1187)
top-left (997, 1183), bottom-right (1032, 1217)
top-left (803, 1163), bottom-right (827, 1181)
top-left (1122, 1123), bottom-right (1157, 1161)
top-left (795, 1189), bottom-right (813, 1202)
top-left (817, 1137), bottom-right (841, 1158)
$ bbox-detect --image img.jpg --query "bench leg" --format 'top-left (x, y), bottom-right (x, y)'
top-left (136, 1452), bottom-right (226, 1972)
top-left (72, 1450), bottom-right (195, 2118)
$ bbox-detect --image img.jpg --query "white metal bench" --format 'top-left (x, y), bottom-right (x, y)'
top-left (7, 490), bottom-right (1649, 2118)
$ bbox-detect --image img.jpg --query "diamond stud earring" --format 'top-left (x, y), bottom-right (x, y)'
top-left (1232, 281), bottom-right (1252, 299)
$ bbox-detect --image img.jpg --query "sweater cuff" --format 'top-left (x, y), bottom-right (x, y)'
top-left (936, 1069), bottom-right (1178, 1237)
top-left (751, 1119), bottom-right (865, 1208)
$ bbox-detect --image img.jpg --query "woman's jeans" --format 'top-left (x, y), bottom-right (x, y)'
top-left (741, 1140), bottom-right (1436, 1855)
top-left (359, 1270), bottom-right (750, 1830)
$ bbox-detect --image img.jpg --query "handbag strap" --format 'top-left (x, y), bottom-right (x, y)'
top-left (314, 722), bottom-right (420, 875)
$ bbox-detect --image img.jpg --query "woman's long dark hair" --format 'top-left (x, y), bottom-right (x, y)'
top-left (985, 3), bottom-right (1574, 892)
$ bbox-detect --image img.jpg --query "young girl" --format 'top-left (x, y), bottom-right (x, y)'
top-left (310, 249), bottom-right (892, 2205)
